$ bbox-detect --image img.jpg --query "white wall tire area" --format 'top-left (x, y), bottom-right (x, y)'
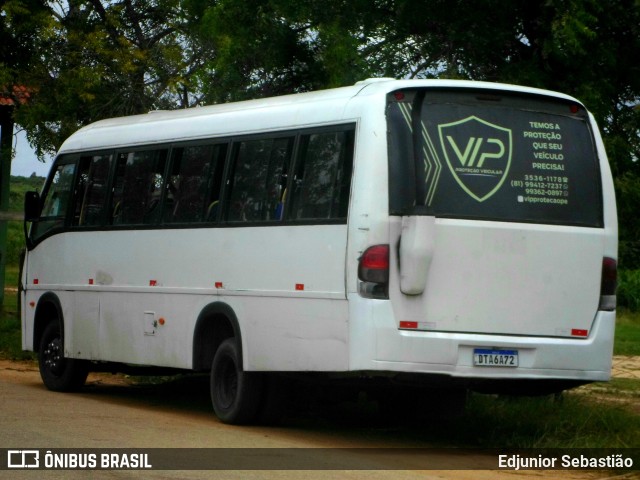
top-left (210, 338), bottom-right (264, 425)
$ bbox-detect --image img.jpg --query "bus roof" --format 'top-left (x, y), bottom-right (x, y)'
top-left (58, 79), bottom-right (583, 154)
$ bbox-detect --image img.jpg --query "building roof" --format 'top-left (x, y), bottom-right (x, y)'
top-left (0, 85), bottom-right (30, 107)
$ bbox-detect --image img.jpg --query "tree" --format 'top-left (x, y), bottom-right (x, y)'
top-left (4, 0), bottom-right (640, 266)
top-left (188, 0), bottom-right (638, 170)
top-left (184, 0), bottom-right (376, 102)
top-left (0, 0), bottom-right (207, 307)
top-left (189, 0), bottom-right (640, 266)
top-left (8, 0), bottom-right (205, 158)
top-left (10, 0), bottom-right (639, 173)
top-left (1, 0), bottom-right (51, 307)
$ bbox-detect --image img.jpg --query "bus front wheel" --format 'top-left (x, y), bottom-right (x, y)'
top-left (38, 322), bottom-right (89, 392)
top-left (210, 338), bottom-right (264, 424)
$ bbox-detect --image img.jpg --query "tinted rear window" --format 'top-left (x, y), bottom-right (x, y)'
top-left (387, 89), bottom-right (603, 227)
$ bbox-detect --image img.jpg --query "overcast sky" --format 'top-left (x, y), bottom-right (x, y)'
top-left (8, 127), bottom-right (52, 178)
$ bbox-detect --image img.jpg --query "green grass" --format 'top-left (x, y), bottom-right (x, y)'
top-left (450, 388), bottom-right (640, 448)
top-left (0, 265), bottom-right (34, 360)
top-left (4, 265), bottom-right (19, 288)
top-left (0, 295), bottom-right (34, 361)
top-left (591, 378), bottom-right (640, 398)
top-left (616, 310), bottom-right (640, 356)
top-left (3, 175), bottom-right (45, 265)
top-left (8, 175), bottom-right (45, 212)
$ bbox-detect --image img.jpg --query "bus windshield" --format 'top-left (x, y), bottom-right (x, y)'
top-left (387, 89), bottom-right (603, 227)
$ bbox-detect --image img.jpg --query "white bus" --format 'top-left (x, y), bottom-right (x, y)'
top-left (22, 79), bottom-right (618, 424)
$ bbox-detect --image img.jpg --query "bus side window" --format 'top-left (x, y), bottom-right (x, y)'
top-left (72, 153), bottom-right (113, 226)
top-left (110, 149), bottom-right (168, 225)
top-left (226, 137), bottom-right (293, 222)
top-left (164, 143), bottom-right (227, 224)
top-left (205, 145), bottom-right (227, 222)
top-left (290, 129), bottom-right (354, 220)
top-left (31, 161), bottom-right (77, 241)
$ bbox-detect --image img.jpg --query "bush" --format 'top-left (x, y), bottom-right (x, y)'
top-left (6, 222), bottom-right (25, 266)
top-left (618, 269), bottom-right (640, 311)
top-left (615, 174), bottom-right (640, 270)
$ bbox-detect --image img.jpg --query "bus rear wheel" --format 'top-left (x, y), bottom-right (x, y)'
top-left (38, 322), bottom-right (89, 392)
top-left (210, 338), bottom-right (264, 424)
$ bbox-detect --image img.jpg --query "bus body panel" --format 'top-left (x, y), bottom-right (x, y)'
top-left (24, 224), bottom-right (350, 370)
top-left (226, 295), bottom-right (349, 372)
top-left (348, 293), bottom-right (615, 381)
top-left (592, 113), bottom-right (619, 257)
top-left (342, 96), bottom-right (390, 295)
top-left (389, 218), bottom-right (605, 337)
top-left (21, 79), bottom-right (617, 392)
top-left (342, 81), bottom-right (617, 382)
top-left (58, 87), bottom-right (364, 154)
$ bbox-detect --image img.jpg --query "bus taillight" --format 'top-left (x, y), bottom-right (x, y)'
top-left (599, 257), bottom-right (617, 311)
top-left (358, 245), bottom-right (389, 299)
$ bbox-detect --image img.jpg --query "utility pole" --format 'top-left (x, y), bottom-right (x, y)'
top-left (0, 85), bottom-right (29, 309)
top-left (0, 100), bottom-right (14, 308)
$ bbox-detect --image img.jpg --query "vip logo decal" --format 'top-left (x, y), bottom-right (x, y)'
top-left (438, 116), bottom-right (512, 202)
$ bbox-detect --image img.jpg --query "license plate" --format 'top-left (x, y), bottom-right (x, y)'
top-left (473, 349), bottom-right (518, 367)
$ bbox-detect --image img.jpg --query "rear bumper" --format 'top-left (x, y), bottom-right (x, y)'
top-left (348, 295), bottom-right (615, 382)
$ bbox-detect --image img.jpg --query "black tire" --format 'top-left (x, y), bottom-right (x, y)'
top-left (210, 338), bottom-right (264, 425)
top-left (38, 322), bottom-right (89, 392)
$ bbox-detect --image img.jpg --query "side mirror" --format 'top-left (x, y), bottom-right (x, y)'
top-left (24, 191), bottom-right (41, 222)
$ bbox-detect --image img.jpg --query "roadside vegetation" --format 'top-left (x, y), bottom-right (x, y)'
top-left (0, 265), bottom-right (32, 361)
top-left (617, 310), bottom-right (640, 356)
top-left (455, 387), bottom-right (640, 448)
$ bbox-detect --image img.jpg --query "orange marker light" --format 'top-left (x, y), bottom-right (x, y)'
top-left (158, 317), bottom-right (165, 326)
top-left (295, 284), bottom-right (304, 291)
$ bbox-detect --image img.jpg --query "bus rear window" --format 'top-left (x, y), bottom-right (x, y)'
top-left (387, 89), bottom-right (603, 227)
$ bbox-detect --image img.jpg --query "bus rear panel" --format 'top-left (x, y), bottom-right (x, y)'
top-left (350, 85), bottom-right (616, 394)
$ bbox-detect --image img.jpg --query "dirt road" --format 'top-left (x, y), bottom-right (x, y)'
top-left (0, 360), bottom-right (627, 480)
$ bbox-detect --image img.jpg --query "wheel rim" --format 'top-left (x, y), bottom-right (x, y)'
top-left (216, 356), bottom-right (238, 410)
top-left (43, 336), bottom-right (64, 376)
